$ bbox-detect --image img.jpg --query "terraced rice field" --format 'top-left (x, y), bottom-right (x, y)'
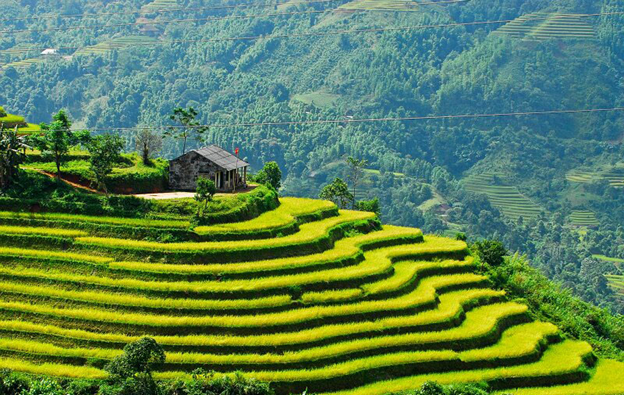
top-left (569, 210), bottom-right (599, 227)
top-left (606, 274), bottom-right (624, 302)
top-left (567, 163), bottom-right (624, 188)
top-left (495, 13), bottom-right (596, 41)
top-left (463, 172), bottom-right (543, 221)
top-left (74, 36), bottom-right (159, 56)
top-left (3, 57), bottom-right (46, 69)
top-left (1, 196), bottom-right (623, 394)
top-left (338, 0), bottom-right (419, 11)
top-left (141, 0), bottom-right (180, 13)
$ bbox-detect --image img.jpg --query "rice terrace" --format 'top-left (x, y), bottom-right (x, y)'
top-left (1, 0), bottom-right (624, 394)
top-left (0, 188), bottom-right (622, 394)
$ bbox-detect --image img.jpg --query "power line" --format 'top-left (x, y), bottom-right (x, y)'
top-left (0, 0), bottom-right (471, 33)
top-left (0, 0), bottom-right (471, 23)
top-left (0, 0), bottom-right (337, 22)
top-left (2, 9), bottom-right (327, 34)
top-left (3, 11), bottom-right (621, 55)
top-left (70, 107), bottom-right (624, 132)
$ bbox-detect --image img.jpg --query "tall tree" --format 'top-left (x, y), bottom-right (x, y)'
top-left (320, 177), bottom-right (354, 209)
top-left (135, 128), bottom-right (162, 165)
top-left (0, 127), bottom-right (29, 190)
top-left (34, 110), bottom-right (73, 180)
top-left (195, 176), bottom-right (216, 216)
top-left (86, 134), bottom-right (124, 196)
top-left (346, 156), bottom-right (368, 208)
top-left (165, 107), bottom-right (207, 155)
top-left (256, 161), bottom-right (282, 190)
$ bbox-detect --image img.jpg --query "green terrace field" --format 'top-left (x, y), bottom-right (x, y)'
top-left (566, 163), bottom-right (624, 188)
top-left (141, 0), bottom-right (179, 13)
top-left (569, 210), bottom-right (599, 228)
top-left (463, 172), bottom-right (543, 221)
top-left (74, 36), bottom-right (159, 56)
top-left (291, 90), bottom-right (341, 108)
top-left (494, 13), bottom-right (596, 41)
top-left (594, 255), bottom-right (624, 270)
top-left (23, 153), bottom-right (168, 194)
top-left (606, 274), bottom-right (624, 302)
top-left (338, 0), bottom-right (420, 11)
top-left (0, 195), bottom-right (623, 394)
top-left (0, 111), bottom-right (41, 135)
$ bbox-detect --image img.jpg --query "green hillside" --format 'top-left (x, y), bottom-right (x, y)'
top-left (1, 0), bottom-right (624, 338)
top-left (0, 107), bottom-right (41, 135)
top-left (0, 195), bottom-right (622, 394)
top-left (463, 172), bottom-right (543, 221)
top-left (494, 13), bottom-right (596, 41)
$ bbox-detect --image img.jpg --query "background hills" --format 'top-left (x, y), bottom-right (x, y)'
top-left (1, 0), bottom-right (623, 312)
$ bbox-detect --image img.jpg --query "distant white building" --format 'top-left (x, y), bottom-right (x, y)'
top-left (41, 48), bottom-right (58, 56)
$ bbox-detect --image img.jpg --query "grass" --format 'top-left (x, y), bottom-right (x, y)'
top-left (0, 225), bottom-right (87, 237)
top-left (495, 13), bottom-right (596, 41)
top-left (73, 210), bottom-right (377, 258)
top-left (509, 359), bottom-right (624, 394)
top-left (605, 274), bottom-right (624, 299)
top-left (566, 163), bottom-right (624, 188)
top-left (74, 36), bottom-right (159, 56)
top-left (291, 90), bottom-right (341, 108)
top-left (0, 112), bottom-right (41, 135)
top-left (338, 0), bottom-right (421, 11)
top-left (194, 197), bottom-right (337, 235)
top-left (0, 274), bottom-right (489, 330)
top-left (0, 321), bottom-right (557, 378)
top-left (319, 341), bottom-right (593, 395)
top-left (463, 172), bottom-right (543, 221)
top-left (0, 236), bottom-right (465, 297)
top-left (0, 289), bottom-right (504, 350)
top-left (569, 210), bottom-right (599, 227)
top-left (0, 195), bottom-right (619, 392)
top-left (594, 255), bottom-right (624, 269)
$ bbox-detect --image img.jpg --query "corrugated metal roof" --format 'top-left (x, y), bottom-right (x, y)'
top-left (193, 145), bottom-right (249, 171)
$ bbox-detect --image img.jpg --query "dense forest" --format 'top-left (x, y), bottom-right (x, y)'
top-left (1, 0), bottom-right (623, 312)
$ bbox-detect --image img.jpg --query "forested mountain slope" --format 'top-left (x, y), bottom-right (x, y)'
top-left (1, 0), bottom-right (624, 312)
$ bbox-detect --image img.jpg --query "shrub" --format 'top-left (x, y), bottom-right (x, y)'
top-left (356, 197), bottom-right (380, 215)
top-left (255, 161), bottom-right (282, 190)
top-left (0, 106), bottom-right (6, 118)
top-left (472, 240), bottom-right (507, 267)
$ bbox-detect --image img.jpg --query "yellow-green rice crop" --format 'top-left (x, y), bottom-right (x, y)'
top-left (0, 321), bottom-right (556, 369)
top-left (0, 274), bottom-right (488, 328)
top-left (194, 197), bottom-right (336, 234)
top-left (0, 281), bottom-right (292, 310)
top-left (109, 225), bottom-right (423, 275)
top-left (0, 247), bottom-right (113, 264)
top-left (0, 236), bottom-right (455, 294)
top-left (0, 357), bottom-right (106, 379)
top-left (75, 210), bottom-right (375, 252)
top-left (318, 340), bottom-right (593, 395)
top-left (0, 225), bottom-right (87, 237)
top-left (0, 289), bottom-right (504, 348)
top-left (0, 211), bottom-right (189, 229)
top-left (509, 359), bottom-right (624, 395)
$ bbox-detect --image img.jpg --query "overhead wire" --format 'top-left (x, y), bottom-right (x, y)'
top-left (2, 10), bottom-right (622, 55)
top-left (0, 0), bottom-right (471, 26)
top-left (69, 107), bottom-right (624, 132)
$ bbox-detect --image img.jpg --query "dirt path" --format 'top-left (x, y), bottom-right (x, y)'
top-left (32, 169), bottom-right (102, 194)
top-left (134, 185), bottom-right (258, 200)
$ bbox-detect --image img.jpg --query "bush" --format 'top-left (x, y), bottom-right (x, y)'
top-left (0, 107), bottom-right (6, 118)
top-left (355, 197), bottom-right (380, 215)
top-left (472, 240), bottom-right (507, 267)
top-left (255, 162), bottom-right (282, 190)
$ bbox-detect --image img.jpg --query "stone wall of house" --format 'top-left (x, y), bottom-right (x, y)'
top-left (169, 151), bottom-right (220, 191)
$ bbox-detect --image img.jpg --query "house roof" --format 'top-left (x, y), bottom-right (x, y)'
top-left (193, 145), bottom-right (249, 171)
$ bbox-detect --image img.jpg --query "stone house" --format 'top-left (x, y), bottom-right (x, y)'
top-left (169, 145), bottom-right (249, 192)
